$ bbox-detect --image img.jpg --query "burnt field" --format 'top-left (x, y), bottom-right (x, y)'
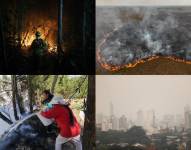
top-left (96, 7), bottom-right (191, 74)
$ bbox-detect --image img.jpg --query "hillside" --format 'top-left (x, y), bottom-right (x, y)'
top-left (97, 57), bottom-right (191, 74)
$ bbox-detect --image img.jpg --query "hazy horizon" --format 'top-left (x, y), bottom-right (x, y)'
top-left (96, 76), bottom-right (191, 119)
top-left (96, 0), bottom-right (191, 6)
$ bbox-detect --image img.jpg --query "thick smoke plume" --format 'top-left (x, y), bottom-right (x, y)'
top-left (96, 7), bottom-right (191, 67)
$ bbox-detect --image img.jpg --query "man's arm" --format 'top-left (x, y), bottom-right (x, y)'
top-left (41, 106), bottom-right (56, 119)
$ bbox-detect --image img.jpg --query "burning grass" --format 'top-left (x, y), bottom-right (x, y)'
top-left (96, 7), bottom-right (191, 72)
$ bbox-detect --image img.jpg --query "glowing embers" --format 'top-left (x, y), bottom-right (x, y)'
top-left (97, 46), bottom-right (159, 72)
top-left (97, 24), bottom-right (191, 72)
top-left (21, 20), bottom-right (57, 53)
top-left (21, 31), bottom-right (57, 53)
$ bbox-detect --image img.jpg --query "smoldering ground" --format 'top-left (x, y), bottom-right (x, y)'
top-left (96, 7), bottom-right (191, 68)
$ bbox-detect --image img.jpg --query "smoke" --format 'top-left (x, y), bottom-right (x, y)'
top-left (97, 7), bottom-right (191, 66)
top-left (21, 11), bottom-right (57, 49)
top-left (96, 7), bottom-right (123, 42)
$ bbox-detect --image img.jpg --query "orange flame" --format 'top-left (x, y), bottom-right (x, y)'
top-left (97, 28), bottom-right (191, 72)
top-left (21, 20), bottom-right (57, 53)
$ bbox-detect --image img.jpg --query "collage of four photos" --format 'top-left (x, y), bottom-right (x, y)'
top-left (0, 0), bottom-right (191, 150)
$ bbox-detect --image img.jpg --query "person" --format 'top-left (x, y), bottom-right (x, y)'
top-left (41, 90), bottom-right (54, 106)
top-left (31, 31), bottom-right (48, 56)
top-left (40, 96), bottom-right (82, 150)
top-left (31, 31), bottom-right (48, 70)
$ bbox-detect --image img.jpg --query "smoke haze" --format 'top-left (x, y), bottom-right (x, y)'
top-left (96, 75), bottom-right (191, 119)
top-left (97, 7), bottom-right (191, 68)
top-left (96, 0), bottom-right (191, 6)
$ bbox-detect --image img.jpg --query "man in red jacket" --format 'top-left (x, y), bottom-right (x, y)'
top-left (40, 96), bottom-right (82, 150)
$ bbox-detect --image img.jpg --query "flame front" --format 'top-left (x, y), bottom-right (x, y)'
top-left (21, 19), bottom-right (57, 54)
top-left (97, 28), bottom-right (191, 72)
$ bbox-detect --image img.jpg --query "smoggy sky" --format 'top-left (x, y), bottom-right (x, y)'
top-left (96, 0), bottom-right (191, 6)
top-left (96, 76), bottom-right (191, 119)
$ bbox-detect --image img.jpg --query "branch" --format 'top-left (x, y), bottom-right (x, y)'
top-left (51, 75), bottom-right (59, 94)
top-left (43, 75), bottom-right (50, 81)
top-left (0, 111), bottom-right (13, 124)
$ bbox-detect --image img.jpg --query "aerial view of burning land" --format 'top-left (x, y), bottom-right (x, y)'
top-left (96, 7), bottom-right (191, 74)
top-left (0, 0), bottom-right (94, 74)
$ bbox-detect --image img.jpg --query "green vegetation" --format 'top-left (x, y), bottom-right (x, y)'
top-left (0, 75), bottom-right (88, 117)
top-left (31, 75), bottom-right (88, 98)
top-left (97, 126), bottom-right (151, 145)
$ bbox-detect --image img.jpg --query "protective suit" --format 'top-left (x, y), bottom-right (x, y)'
top-left (31, 31), bottom-right (48, 70)
top-left (31, 31), bottom-right (47, 56)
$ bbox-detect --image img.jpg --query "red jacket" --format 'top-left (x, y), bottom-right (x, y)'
top-left (41, 104), bottom-right (81, 138)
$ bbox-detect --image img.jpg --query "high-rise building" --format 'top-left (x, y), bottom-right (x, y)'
top-left (145, 110), bottom-right (155, 127)
top-left (111, 116), bottom-right (119, 130)
top-left (110, 101), bottom-right (114, 117)
top-left (119, 115), bottom-right (128, 131)
top-left (145, 110), bottom-right (157, 133)
top-left (162, 114), bottom-right (175, 128)
top-left (101, 116), bottom-right (111, 131)
top-left (102, 120), bottom-right (109, 131)
top-left (184, 105), bottom-right (191, 129)
top-left (96, 113), bottom-right (103, 125)
top-left (175, 114), bottom-right (184, 128)
top-left (109, 101), bottom-right (119, 130)
top-left (137, 110), bottom-right (144, 126)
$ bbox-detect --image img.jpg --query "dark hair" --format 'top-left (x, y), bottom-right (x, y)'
top-left (43, 90), bottom-right (51, 96)
top-left (63, 105), bottom-right (74, 126)
top-left (42, 90), bottom-right (54, 105)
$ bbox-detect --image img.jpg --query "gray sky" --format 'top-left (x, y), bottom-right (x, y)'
top-left (96, 75), bottom-right (191, 118)
top-left (96, 0), bottom-right (191, 6)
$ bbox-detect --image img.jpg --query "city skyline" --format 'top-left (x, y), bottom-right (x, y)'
top-left (96, 76), bottom-right (191, 119)
top-left (97, 101), bottom-right (187, 121)
top-left (97, 103), bottom-right (187, 121)
top-left (97, 101), bottom-right (190, 133)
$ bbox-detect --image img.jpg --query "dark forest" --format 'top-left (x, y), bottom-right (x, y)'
top-left (0, 0), bottom-right (95, 74)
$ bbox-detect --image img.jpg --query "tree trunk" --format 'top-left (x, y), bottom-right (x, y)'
top-left (11, 75), bottom-right (19, 120)
top-left (28, 75), bottom-right (33, 113)
top-left (15, 76), bottom-right (25, 115)
top-left (0, 9), bottom-right (8, 70)
top-left (18, 0), bottom-right (26, 48)
top-left (83, 0), bottom-right (95, 73)
top-left (83, 0), bottom-right (87, 68)
top-left (17, 94), bottom-right (25, 115)
top-left (0, 112), bottom-right (13, 124)
top-left (58, 0), bottom-right (63, 54)
top-left (83, 75), bottom-right (95, 150)
top-left (51, 75), bottom-right (58, 94)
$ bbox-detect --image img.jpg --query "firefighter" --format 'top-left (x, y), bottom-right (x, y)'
top-left (31, 31), bottom-right (48, 70)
